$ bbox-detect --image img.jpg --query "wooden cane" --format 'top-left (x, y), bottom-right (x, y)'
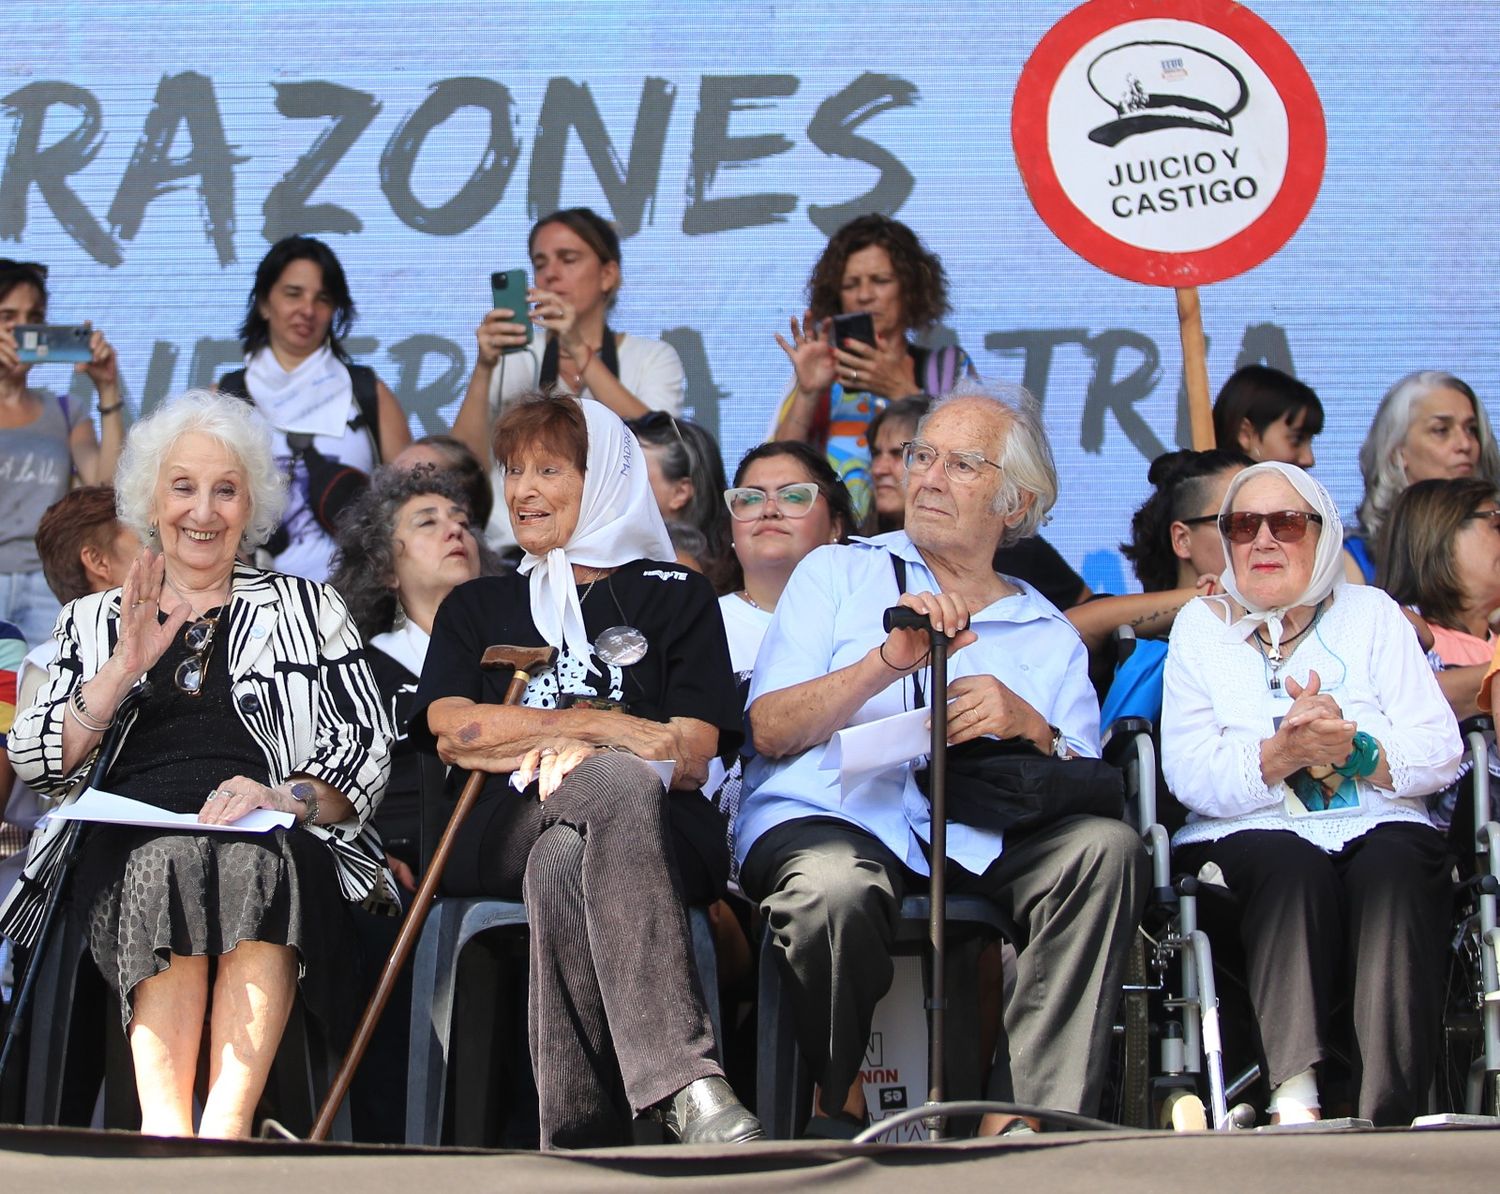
top-left (309, 643), bottom-right (557, 1141)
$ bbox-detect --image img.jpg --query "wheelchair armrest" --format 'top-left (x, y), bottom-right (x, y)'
top-left (1110, 623), bottom-right (1138, 667)
top-left (1460, 715), bottom-right (1495, 737)
top-left (1101, 716), bottom-right (1154, 765)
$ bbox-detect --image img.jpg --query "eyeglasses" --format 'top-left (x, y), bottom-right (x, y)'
top-left (175, 615), bottom-right (220, 696)
top-left (1178, 514), bottom-right (1220, 528)
top-left (1464, 509), bottom-right (1500, 527)
top-left (1218, 510), bottom-right (1324, 544)
top-left (724, 482), bottom-right (822, 521)
top-left (630, 411), bottom-right (696, 471)
top-left (902, 440), bottom-right (1002, 485)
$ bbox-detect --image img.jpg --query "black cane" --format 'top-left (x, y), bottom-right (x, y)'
top-left (883, 607), bottom-right (949, 1141)
top-left (0, 684), bottom-right (144, 1086)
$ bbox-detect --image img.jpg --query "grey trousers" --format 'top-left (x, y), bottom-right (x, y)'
top-left (740, 814), bottom-right (1147, 1118)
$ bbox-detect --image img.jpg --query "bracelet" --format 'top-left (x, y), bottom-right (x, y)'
top-left (1334, 730), bottom-right (1380, 780)
top-left (96, 399), bottom-right (123, 416)
top-left (68, 685), bottom-right (112, 733)
top-left (287, 779), bottom-right (320, 827)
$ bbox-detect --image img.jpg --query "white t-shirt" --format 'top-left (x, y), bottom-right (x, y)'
top-left (718, 590), bottom-right (773, 676)
top-left (483, 334), bottom-right (685, 548)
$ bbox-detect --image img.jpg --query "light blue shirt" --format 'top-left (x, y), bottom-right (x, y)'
top-left (736, 532), bottom-right (1100, 876)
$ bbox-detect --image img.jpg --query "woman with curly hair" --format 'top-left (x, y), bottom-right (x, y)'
top-left (772, 214), bottom-right (974, 520)
top-left (329, 465), bottom-right (485, 885)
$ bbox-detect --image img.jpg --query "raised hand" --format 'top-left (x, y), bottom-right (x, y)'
top-left (474, 307), bottom-right (531, 368)
top-left (775, 311), bottom-right (837, 397)
top-left (113, 551), bottom-right (192, 684)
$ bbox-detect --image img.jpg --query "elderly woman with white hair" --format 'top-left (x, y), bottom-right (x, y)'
top-left (740, 383), bottom-right (1145, 1137)
top-left (0, 391), bottom-right (394, 1138)
top-left (1162, 461), bottom-right (1461, 1126)
top-left (1344, 370), bottom-right (1500, 584)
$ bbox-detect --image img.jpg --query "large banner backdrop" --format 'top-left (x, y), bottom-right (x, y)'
top-left (4, 1), bottom-right (1493, 591)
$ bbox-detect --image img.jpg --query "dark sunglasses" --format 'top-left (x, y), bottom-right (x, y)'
top-left (1178, 514), bottom-right (1220, 528)
top-left (1218, 510), bottom-right (1324, 544)
top-left (175, 615), bottom-right (220, 696)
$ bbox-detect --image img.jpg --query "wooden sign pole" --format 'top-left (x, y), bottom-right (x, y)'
top-left (1176, 285), bottom-right (1215, 449)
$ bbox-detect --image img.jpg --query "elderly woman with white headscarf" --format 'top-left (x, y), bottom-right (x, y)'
top-left (1161, 461), bottom-right (1461, 1127)
top-left (410, 392), bottom-right (760, 1150)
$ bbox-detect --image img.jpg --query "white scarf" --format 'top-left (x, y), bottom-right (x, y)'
top-left (243, 344), bottom-right (354, 439)
top-left (516, 400), bottom-right (674, 674)
top-left (1217, 461), bottom-right (1345, 654)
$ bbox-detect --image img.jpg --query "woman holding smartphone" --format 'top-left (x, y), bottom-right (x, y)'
top-left (0, 259), bottom-right (124, 645)
top-left (452, 208), bottom-right (685, 547)
top-left (772, 214), bottom-right (973, 522)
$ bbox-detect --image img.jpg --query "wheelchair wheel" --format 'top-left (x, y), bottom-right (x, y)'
top-left (1119, 933), bottom-right (1151, 1128)
top-left (1161, 1089), bottom-right (1208, 1131)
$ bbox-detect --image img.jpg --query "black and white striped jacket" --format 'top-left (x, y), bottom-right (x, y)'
top-left (0, 562), bottom-right (398, 947)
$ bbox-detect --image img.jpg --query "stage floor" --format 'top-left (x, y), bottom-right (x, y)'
top-left (0, 1123), bottom-right (1494, 1192)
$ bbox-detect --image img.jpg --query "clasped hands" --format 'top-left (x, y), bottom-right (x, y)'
top-left (1267, 670), bottom-right (1357, 777)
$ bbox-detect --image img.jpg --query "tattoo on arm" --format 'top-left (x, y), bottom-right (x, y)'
top-left (1128, 601), bottom-right (1184, 630)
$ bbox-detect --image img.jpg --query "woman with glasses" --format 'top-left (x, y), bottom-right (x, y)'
top-left (451, 207), bottom-right (685, 549)
top-left (713, 442), bottom-right (853, 843)
top-left (1161, 461), bottom-right (1460, 1126)
top-left (1, 391), bottom-right (395, 1138)
top-left (772, 214), bottom-right (973, 523)
top-left (628, 412), bottom-right (735, 593)
top-left (0, 259), bottom-right (125, 645)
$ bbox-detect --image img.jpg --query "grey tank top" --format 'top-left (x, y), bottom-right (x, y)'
top-left (0, 391), bottom-right (76, 573)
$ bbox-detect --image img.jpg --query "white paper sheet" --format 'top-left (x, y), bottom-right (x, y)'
top-left (45, 787), bottom-right (295, 833)
top-left (819, 707), bottom-right (932, 801)
top-left (509, 757), bottom-right (677, 791)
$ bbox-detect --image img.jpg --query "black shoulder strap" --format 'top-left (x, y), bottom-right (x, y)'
top-left (347, 364), bottom-right (381, 458)
top-left (888, 554), bottom-right (925, 708)
top-left (218, 368), bottom-right (250, 400)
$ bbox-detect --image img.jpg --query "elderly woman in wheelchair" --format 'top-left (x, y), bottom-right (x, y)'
top-left (1161, 462), bottom-right (1462, 1126)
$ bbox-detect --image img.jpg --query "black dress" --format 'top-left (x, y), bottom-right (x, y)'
top-left (71, 611), bottom-right (357, 1036)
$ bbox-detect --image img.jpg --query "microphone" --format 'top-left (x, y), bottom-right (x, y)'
top-left (883, 606), bottom-right (933, 633)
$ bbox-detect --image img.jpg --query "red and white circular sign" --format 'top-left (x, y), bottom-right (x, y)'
top-left (1012, 0), bottom-right (1325, 287)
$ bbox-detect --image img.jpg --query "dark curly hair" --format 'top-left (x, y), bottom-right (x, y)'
top-left (1121, 448), bottom-right (1252, 592)
top-left (329, 464), bottom-right (483, 639)
top-left (806, 214), bottom-right (950, 332)
top-left (238, 236), bottom-right (357, 363)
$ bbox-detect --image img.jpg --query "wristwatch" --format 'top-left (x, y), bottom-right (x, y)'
top-left (1048, 725), bottom-right (1069, 759)
top-left (288, 779), bottom-right (319, 827)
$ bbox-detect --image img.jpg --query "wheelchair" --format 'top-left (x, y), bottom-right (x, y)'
top-left (1101, 708), bottom-right (1500, 1130)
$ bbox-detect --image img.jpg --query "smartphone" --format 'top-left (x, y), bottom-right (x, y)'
top-left (490, 270), bottom-right (533, 352)
top-left (14, 324), bottom-right (92, 364)
top-left (832, 312), bottom-right (876, 351)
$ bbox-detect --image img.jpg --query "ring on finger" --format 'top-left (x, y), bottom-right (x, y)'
top-left (540, 747), bottom-right (558, 759)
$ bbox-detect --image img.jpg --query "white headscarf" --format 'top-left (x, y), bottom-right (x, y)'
top-left (1217, 461), bottom-right (1345, 655)
top-left (515, 399), bottom-right (674, 674)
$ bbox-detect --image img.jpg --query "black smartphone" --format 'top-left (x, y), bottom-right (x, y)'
top-left (490, 270), bottom-right (533, 352)
top-left (832, 311), bottom-right (876, 351)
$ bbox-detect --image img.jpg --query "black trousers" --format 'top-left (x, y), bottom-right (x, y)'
top-left (1176, 822), bottom-right (1453, 1125)
top-left (442, 752), bottom-right (725, 1149)
top-left (740, 814), bottom-right (1147, 1118)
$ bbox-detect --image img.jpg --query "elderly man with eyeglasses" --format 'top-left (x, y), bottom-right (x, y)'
top-left (737, 382), bottom-right (1145, 1138)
